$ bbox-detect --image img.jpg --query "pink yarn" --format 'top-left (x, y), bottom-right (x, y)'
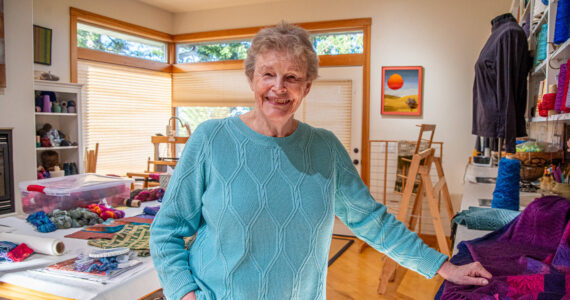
top-left (506, 274), bottom-right (544, 297)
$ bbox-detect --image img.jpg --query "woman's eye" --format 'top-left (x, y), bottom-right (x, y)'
top-left (263, 73), bottom-right (274, 77)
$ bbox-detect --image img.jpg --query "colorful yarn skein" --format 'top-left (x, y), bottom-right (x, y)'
top-left (88, 204), bottom-right (125, 221)
top-left (47, 208), bottom-right (103, 229)
top-left (0, 241), bottom-right (17, 262)
top-left (143, 206), bottom-right (160, 216)
top-left (132, 188), bottom-right (165, 202)
top-left (7, 243), bottom-right (34, 262)
top-left (492, 158), bottom-right (521, 211)
top-left (26, 211), bottom-right (57, 233)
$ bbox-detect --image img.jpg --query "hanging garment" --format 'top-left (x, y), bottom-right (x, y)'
top-left (472, 13), bottom-right (531, 153)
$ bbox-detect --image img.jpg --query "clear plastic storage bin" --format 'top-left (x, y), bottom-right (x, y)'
top-left (19, 174), bottom-right (133, 214)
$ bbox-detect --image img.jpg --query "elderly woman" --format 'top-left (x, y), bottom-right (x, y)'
top-left (150, 22), bottom-right (491, 300)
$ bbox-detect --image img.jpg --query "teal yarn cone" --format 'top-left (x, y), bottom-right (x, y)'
top-left (492, 158), bottom-right (520, 211)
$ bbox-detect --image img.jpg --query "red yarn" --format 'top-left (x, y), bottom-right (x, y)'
top-left (539, 93), bottom-right (557, 117)
top-left (7, 243), bottom-right (34, 262)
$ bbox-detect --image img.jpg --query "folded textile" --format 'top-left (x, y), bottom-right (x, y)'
top-left (452, 206), bottom-right (520, 231)
top-left (438, 196), bottom-right (570, 299)
top-left (88, 224), bottom-right (150, 256)
top-left (0, 241), bottom-right (17, 262)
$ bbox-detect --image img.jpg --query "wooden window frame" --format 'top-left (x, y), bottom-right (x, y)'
top-left (70, 7), bottom-right (173, 81)
top-left (69, 9), bottom-right (372, 185)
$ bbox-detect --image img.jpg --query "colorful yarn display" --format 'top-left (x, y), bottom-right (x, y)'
top-left (557, 63), bottom-right (568, 112)
top-left (26, 211), bottom-right (57, 233)
top-left (492, 158), bottom-right (521, 211)
top-left (88, 204), bottom-right (125, 221)
top-left (538, 93), bottom-right (556, 116)
top-left (554, 0), bottom-right (570, 44)
top-left (562, 61), bottom-right (570, 113)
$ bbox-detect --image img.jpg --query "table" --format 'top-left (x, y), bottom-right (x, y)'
top-left (453, 164), bottom-right (539, 255)
top-left (0, 201), bottom-right (162, 300)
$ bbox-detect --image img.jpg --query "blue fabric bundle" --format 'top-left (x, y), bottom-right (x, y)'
top-left (535, 24), bottom-right (548, 66)
top-left (452, 206), bottom-right (520, 231)
top-left (492, 158), bottom-right (520, 211)
top-left (143, 205), bottom-right (160, 216)
top-left (554, 0), bottom-right (570, 44)
top-left (26, 211), bottom-right (57, 233)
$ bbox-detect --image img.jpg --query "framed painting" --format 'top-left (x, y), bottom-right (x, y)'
top-left (381, 66), bottom-right (423, 116)
top-left (33, 25), bottom-right (52, 65)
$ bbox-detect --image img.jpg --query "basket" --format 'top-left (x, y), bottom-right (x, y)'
top-left (519, 157), bottom-right (547, 182)
top-left (513, 151), bottom-right (563, 163)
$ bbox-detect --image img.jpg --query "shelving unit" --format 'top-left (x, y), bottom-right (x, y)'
top-left (34, 80), bottom-right (84, 175)
top-left (509, 0), bottom-right (570, 142)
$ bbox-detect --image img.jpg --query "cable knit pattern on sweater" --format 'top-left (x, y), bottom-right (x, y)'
top-left (149, 117), bottom-right (447, 300)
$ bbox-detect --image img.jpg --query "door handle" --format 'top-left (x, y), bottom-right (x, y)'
top-left (353, 148), bottom-right (359, 153)
top-left (353, 159), bottom-right (359, 165)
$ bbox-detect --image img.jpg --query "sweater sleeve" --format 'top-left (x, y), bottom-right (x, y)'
top-left (329, 133), bottom-right (447, 278)
top-left (149, 123), bottom-right (209, 300)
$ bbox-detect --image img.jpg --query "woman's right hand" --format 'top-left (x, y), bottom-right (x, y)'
top-left (181, 291), bottom-right (196, 300)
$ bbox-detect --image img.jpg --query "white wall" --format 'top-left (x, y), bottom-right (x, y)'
top-left (173, 0), bottom-right (511, 202)
top-left (33, 0), bottom-right (173, 83)
top-left (0, 0), bottom-right (35, 213)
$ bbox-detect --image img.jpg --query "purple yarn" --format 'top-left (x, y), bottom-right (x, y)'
top-left (143, 206), bottom-right (160, 216)
top-left (556, 63), bottom-right (567, 111)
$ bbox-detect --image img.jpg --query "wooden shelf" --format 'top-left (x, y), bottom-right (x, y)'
top-left (35, 112), bottom-right (78, 117)
top-left (36, 146), bottom-right (78, 151)
top-left (530, 11), bottom-right (548, 36)
top-left (530, 60), bottom-right (547, 76)
top-left (531, 113), bottom-right (570, 122)
top-left (551, 39), bottom-right (570, 62)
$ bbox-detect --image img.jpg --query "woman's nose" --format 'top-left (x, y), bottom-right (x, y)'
top-left (272, 78), bottom-right (287, 93)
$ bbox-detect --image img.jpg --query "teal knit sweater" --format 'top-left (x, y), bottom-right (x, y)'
top-left (149, 117), bottom-right (447, 300)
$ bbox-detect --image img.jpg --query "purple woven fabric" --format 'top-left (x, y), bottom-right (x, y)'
top-left (438, 196), bottom-right (570, 299)
top-left (556, 63), bottom-right (567, 111)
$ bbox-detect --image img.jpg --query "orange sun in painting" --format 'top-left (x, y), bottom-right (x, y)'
top-left (387, 73), bottom-right (404, 90)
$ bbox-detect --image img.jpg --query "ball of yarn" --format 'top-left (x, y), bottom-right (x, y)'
top-left (26, 211), bottom-right (57, 233)
top-left (492, 158), bottom-right (521, 211)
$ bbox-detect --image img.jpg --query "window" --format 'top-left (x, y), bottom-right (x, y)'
top-left (177, 107), bottom-right (252, 135)
top-left (78, 60), bottom-right (172, 176)
top-left (176, 40), bottom-right (251, 63)
top-left (77, 23), bottom-right (167, 62)
top-left (312, 31), bottom-right (364, 55)
top-left (175, 31), bottom-right (364, 64)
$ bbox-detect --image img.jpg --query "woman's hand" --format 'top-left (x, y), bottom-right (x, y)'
top-left (181, 291), bottom-right (196, 300)
top-left (437, 260), bottom-right (492, 285)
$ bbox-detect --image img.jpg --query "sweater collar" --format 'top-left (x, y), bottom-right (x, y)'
top-left (491, 13), bottom-right (516, 31)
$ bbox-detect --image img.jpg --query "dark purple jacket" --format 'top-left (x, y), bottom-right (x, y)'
top-left (472, 13), bottom-right (530, 153)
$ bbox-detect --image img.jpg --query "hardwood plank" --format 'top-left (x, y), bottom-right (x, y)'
top-left (327, 236), bottom-right (444, 300)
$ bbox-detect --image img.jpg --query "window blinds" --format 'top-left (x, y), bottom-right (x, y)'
top-left (77, 60), bottom-right (171, 176)
top-left (298, 80), bottom-right (352, 152)
top-left (173, 69), bottom-right (352, 149)
top-left (172, 70), bottom-right (254, 107)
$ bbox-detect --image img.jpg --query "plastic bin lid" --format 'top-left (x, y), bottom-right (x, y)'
top-left (19, 174), bottom-right (133, 196)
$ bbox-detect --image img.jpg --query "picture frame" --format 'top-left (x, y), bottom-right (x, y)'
top-left (33, 25), bottom-right (52, 65)
top-left (381, 66), bottom-right (423, 116)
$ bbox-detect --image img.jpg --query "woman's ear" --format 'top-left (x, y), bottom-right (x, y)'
top-left (303, 81), bottom-right (312, 97)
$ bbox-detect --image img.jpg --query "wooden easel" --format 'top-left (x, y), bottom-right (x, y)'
top-left (377, 146), bottom-right (454, 294)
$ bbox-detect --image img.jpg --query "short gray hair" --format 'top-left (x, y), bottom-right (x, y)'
top-left (244, 21), bottom-right (319, 82)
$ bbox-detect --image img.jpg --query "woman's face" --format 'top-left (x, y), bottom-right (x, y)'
top-left (249, 50), bottom-right (312, 124)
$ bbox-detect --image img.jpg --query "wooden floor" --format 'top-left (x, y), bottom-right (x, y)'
top-left (327, 235), bottom-right (443, 300)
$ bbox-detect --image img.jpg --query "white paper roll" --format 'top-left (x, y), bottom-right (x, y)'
top-left (0, 233), bottom-right (65, 255)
